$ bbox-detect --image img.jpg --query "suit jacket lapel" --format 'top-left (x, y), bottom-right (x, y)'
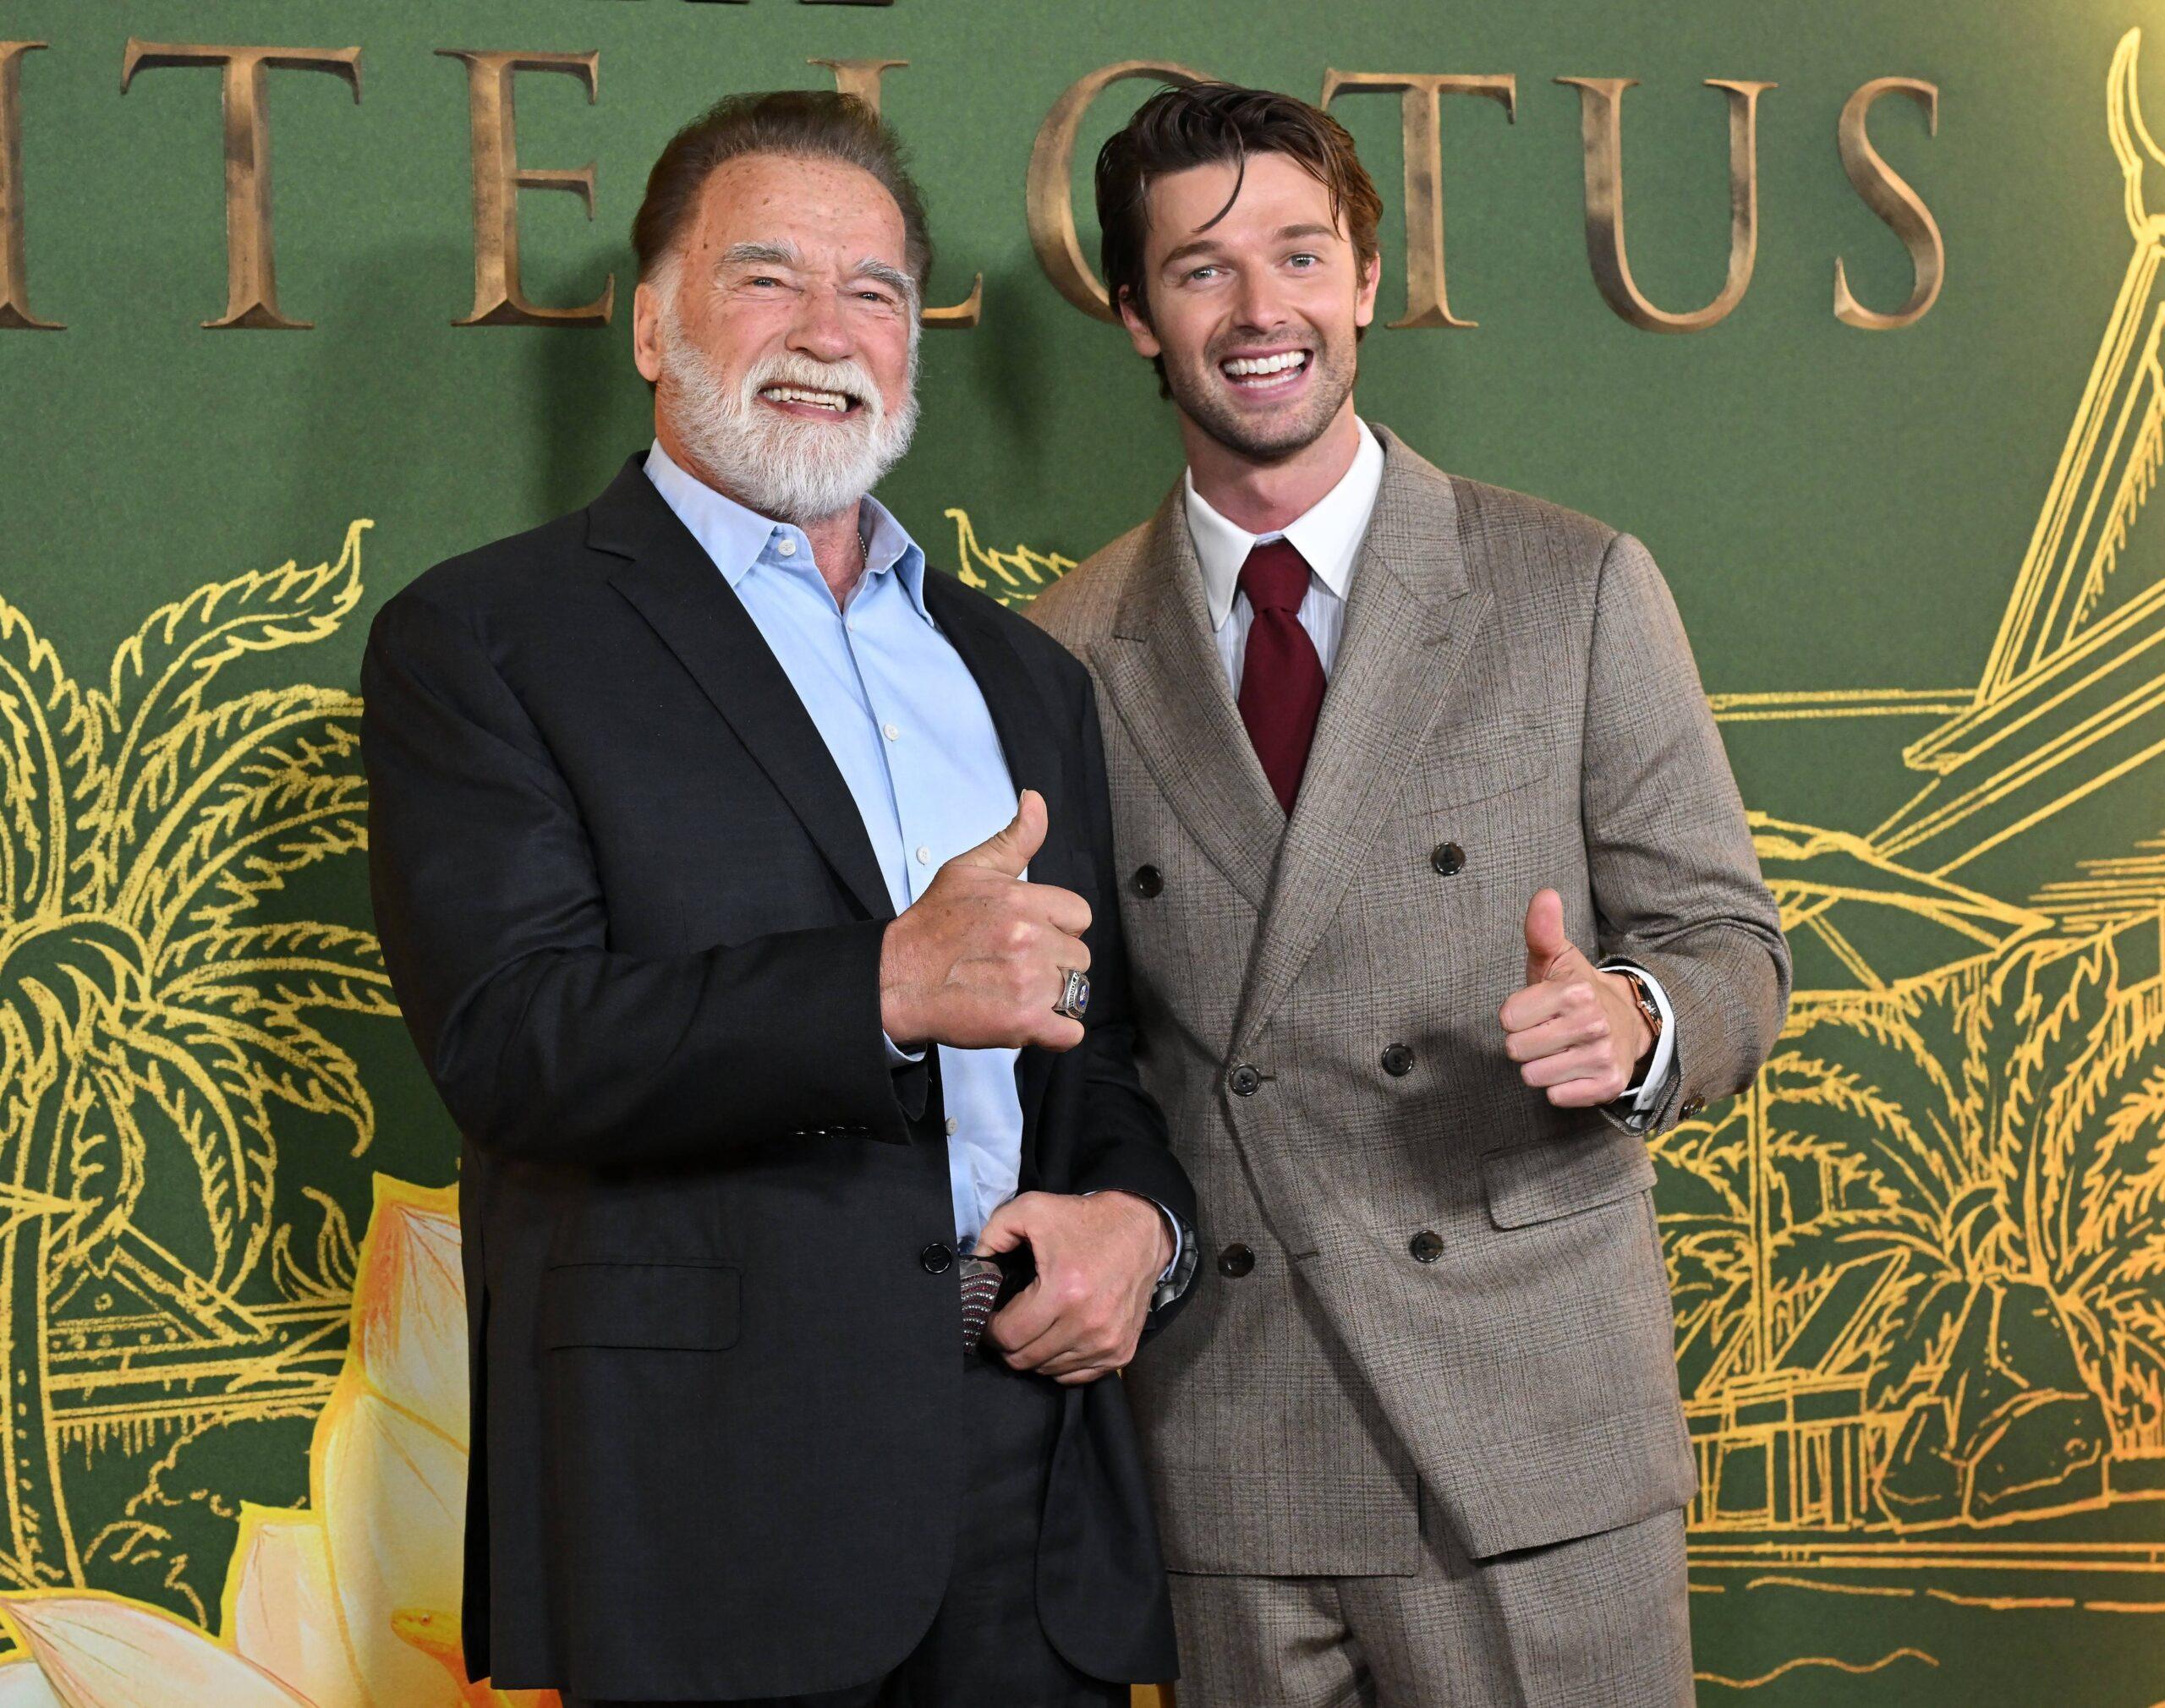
top-left (921, 572), bottom-right (1066, 848)
top-left (587, 452), bottom-right (895, 924)
top-left (1094, 483), bottom-right (1286, 913)
top-left (921, 570), bottom-right (1073, 1141)
top-left (1231, 427), bottom-right (1493, 1054)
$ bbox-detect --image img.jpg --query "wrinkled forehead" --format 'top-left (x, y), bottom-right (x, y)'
top-left (689, 151), bottom-right (911, 272)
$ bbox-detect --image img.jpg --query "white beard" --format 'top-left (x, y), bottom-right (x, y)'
top-left (656, 292), bottom-right (919, 526)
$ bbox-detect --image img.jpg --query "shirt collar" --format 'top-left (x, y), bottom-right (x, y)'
top-left (643, 435), bottom-right (930, 622)
top-left (1182, 415), bottom-right (1385, 631)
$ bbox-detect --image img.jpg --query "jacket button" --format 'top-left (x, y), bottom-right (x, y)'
top-left (1228, 1064), bottom-right (1263, 1097)
top-left (919, 1242), bottom-right (953, 1274)
top-left (1430, 841), bottom-right (1465, 876)
top-left (1217, 1243), bottom-right (1255, 1278)
top-left (1680, 1095), bottom-right (1707, 1120)
top-left (1131, 864), bottom-right (1165, 898)
top-left (1409, 1230), bottom-right (1444, 1263)
top-left (1381, 1043), bottom-right (1415, 1077)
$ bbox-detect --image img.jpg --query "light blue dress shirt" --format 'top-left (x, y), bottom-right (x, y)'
top-left (643, 439), bottom-right (1028, 1249)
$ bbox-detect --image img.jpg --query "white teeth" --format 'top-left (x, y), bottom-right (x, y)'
top-left (1222, 352), bottom-right (1308, 378)
top-left (761, 386), bottom-right (852, 411)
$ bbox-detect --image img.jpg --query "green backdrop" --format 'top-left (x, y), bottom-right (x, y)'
top-left (5, 0), bottom-right (2165, 1701)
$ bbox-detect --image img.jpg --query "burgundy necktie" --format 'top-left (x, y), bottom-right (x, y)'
top-left (1235, 538), bottom-right (1325, 814)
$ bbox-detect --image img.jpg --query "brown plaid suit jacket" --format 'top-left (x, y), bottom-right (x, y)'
top-left (1027, 425), bottom-right (1792, 1574)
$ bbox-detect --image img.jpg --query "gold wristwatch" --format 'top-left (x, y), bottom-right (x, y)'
top-left (1612, 965), bottom-right (1664, 1058)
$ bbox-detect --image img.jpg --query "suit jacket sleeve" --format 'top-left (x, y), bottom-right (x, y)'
top-left (1061, 665), bottom-right (1198, 1324)
top-left (361, 588), bottom-right (920, 1169)
top-left (1581, 530), bottom-right (1793, 1133)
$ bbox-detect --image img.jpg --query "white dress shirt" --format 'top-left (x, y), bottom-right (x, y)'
top-left (1181, 417), bottom-right (1679, 1114)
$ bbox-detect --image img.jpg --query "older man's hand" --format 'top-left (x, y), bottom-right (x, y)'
top-left (974, 1191), bottom-right (1172, 1385)
top-left (878, 789), bottom-right (1093, 1054)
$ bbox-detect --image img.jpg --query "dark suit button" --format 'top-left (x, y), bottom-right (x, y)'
top-left (1680, 1095), bottom-right (1707, 1120)
top-left (1131, 864), bottom-right (1165, 898)
top-left (1381, 1043), bottom-right (1416, 1077)
top-left (1228, 1064), bottom-right (1263, 1097)
top-left (1409, 1230), bottom-right (1444, 1263)
top-left (919, 1242), bottom-right (953, 1274)
top-left (1217, 1243), bottom-right (1255, 1278)
top-left (1430, 841), bottom-right (1465, 876)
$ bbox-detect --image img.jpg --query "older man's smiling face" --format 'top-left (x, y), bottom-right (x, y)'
top-left (634, 151), bottom-right (921, 523)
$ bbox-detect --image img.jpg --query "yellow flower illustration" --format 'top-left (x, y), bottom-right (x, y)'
top-left (0, 1175), bottom-right (553, 1708)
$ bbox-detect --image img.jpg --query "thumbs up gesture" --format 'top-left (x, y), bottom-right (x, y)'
top-left (1498, 888), bottom-right (1655, 1109)
top-left (879, 789), bottom-right (1094, 1053)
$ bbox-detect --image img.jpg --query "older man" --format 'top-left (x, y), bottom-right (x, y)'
top-left (361, 91), bottom-right (1194, 1708)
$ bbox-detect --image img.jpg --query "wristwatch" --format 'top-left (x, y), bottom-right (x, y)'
top-left (1612, 965), bottom-right (1664, 1059)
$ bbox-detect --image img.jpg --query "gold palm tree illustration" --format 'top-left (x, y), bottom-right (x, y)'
top-left (0, 520), bottom-right (389, 1590)
top-left (1662, 914), bottom-right (2165, 1523)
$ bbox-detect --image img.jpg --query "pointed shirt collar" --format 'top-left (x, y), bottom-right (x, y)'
top-left (1182, 414), bottom-right (1386, 629)
top-left (642, 435), bottom-right (930, 623)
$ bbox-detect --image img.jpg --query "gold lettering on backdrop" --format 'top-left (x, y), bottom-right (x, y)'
top-left (119, 41), bottom-right (362, 331)
top-left (438, 50), bottom-right (613, 328)
top-left (1834, 77), bottom-right (1944, 330)
top-left (808, 56), bottom-right (982, 326)
top-left (1318, 72), bottom-right (1516, 329)
top-left (1027, 59), bottom-right (1208, 322)
top-left (808, 55), bottom-right (906, 106)
top-left (0, 41), bottom-right (58, 331)
top-left (1554, 75), bottom-right (1775, 333)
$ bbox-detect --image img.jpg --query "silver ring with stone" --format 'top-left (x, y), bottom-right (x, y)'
top-left (1053, 967), bottom-right (1090, 1021)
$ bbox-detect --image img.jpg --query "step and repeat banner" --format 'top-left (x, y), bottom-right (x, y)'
top-left (3, 0), bottom-right (2164, 1702)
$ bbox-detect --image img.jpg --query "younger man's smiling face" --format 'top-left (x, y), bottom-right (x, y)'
top-left (1120, 150), bottom-right (1380, 463)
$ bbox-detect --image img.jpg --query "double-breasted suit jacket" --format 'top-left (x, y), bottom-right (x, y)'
top-left (1028, 426), bottom-right (1792, 1574)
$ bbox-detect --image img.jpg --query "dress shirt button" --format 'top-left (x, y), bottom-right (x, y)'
top-left (1228, 1064), bottom-right (1263, 1098)
top-left (883, 722), bottom-right (899, 742)
top-left (1381, 1043), bottom-right (1416, 1078)
top-left (1131, 864), bottom-right (1165, 898)
top-left (1680, 1095), bottom-right (1707, 1120)
top-left (915, 846), bottom-right (931, 865)
top-left (1431, 841), bottom-right (1465, 876)
top-left (1409, 1230), bottom-right (1444, 1264)
top-left (919, 1242), bottom-right (953, 1274)
top-left (1217, 1243), bottom-right (1256, 1278)
top-left (944, 1116), bottom-right (959, 1135)
top-left (776, 536), bottom-right (797, 557)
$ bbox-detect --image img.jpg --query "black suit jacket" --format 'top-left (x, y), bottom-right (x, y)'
top-left (359, 452), bottom-right (1195, 1700)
